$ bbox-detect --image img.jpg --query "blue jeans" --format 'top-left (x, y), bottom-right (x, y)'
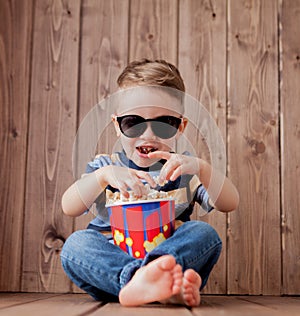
top-left (60, 221), bottom-right (222, 301)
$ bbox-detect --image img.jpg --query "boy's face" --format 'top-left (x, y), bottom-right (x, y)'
top-left (113, 88), bottom-right (187, 168)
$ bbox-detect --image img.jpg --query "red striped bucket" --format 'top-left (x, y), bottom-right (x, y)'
top-left (107, 199), bottom-right (175, 258)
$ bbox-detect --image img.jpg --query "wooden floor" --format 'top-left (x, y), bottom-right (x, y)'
top-left (0, 293), bottom-right (299, 316)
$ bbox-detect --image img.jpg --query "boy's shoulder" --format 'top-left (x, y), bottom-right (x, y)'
top-left (94, 153), bottom-right (114, 161)
top-left (86, 152), bottom-right (124, 173)
top-left (94, 152), bottom-right (124, 163)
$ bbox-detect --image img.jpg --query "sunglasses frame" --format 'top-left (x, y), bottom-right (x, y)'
top-left (115, 114), bottom-right (183, 139)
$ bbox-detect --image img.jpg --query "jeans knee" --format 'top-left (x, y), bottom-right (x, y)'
top-left (61, 230), bottom-right (81, 262)
top-left (61, 229), bottom-right (104, 261)
top-left (179, 221), bottom-right (222, 250)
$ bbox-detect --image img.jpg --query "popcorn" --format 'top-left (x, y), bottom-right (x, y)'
top-left (106, 182), bottom-right (170, 205)
top-left (153, 175), bottom-right (168, 186)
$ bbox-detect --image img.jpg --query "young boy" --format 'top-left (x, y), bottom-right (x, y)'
top-left (60, 59), bottom-right (239, 307)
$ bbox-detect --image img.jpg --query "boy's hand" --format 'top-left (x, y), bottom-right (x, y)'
top-left (100, 166), bottom-right (156, 198)
top-left (148, 151), bottom-right (201, 183)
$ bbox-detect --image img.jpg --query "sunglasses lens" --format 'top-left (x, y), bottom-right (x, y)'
top-left (151, 121), bottom-right (178, 139)
top-left (152, 116), bottom-right (181, 139)
top-left (119, 116), bottom-right (146, 138)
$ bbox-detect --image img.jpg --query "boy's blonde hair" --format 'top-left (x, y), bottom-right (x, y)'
top-left (117, 59), bottom-right (185, 92)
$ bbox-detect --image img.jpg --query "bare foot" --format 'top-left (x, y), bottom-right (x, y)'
top-left (119, 255), bottom-right (182, 306)
top-left (181, 269), bottom-right (202, 306)
top-left (162, 269), bottom-right (202, 307)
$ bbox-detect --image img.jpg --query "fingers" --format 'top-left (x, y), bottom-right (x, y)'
top-left (107, 151), bottom-right (196, 197)
top-left (123, 173), bottom-right (147, 197)
top-left (126, 170), bottom-right (157, 196)
top-left (148, 150), bottom-right (172, 160)
top-left (136, 170), bottom-right (156, 188)
top-left (150, 152), bottom-right (183, 183)
top-left (111, 168), bottom-right (156, 197)
top-left (160, 159), bottom-right (182, 182)
top-left (149, 151), bottom-right (200, 183)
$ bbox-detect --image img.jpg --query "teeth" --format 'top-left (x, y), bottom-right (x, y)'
top-left (137, 147), bottom-right (157, 154)
top-left (141, 147), bottom-right (149, 154)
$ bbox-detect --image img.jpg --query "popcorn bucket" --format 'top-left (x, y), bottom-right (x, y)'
top-left (106, 199), bottom-right (175, 258)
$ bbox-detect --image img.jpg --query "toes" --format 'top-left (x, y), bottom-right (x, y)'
top-left (172, 278), bottom-right (182, 294)
top-left (183, 269), bottom-right (202, 287)
top-left (183, 293), bottom-right (195, 304)
top-left (173, 264), bottom-right (183, 281)
top-left (172, 283), bottom-right (181, 295)
top-left (159, 255), bottom-right (177, 271)
top-left (183, 291), bottom-right (199, 307)
top-left (181, 269), bottom-right (201, 307)
top-left (172, 264), bottom-right (183, 294)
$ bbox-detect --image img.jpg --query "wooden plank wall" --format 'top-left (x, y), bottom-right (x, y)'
top-left (0, 0), bottom-right (299, 295)
top-left (280, 0), bottom-right (300, 294)
top-left (227, 0), bottom-right (281, 295)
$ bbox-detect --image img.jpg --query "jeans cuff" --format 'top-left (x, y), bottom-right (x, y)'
top-left (141, 249), bottom-right (168, 266)
top-left (119, 259), bottom-right (142, 288)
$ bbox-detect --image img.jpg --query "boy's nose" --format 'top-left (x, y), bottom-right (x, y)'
top-left (140, 122), bottom-right (156, 139)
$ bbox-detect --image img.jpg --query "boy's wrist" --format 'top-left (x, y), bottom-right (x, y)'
top-left (198, 159), bottom-right (212, 186)
top-left (95, 166), bottom-right (110, 190)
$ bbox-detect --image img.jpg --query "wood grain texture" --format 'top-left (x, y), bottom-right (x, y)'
top-left (1, 0), bottom-right (300, 296)
top-left (21, 0), bottom-right (80, 292)
top-left (74, 0), bottom-right (129, 234)
top-left (178, 0), bottom-right (227, 294)
top-left (280, 0), bottom-right (300, 294)
top-left (227, 0), bottom-right (281, 294)
top-left (0, 0), bottom-right (33, 291)
top-left (0, 294), bottom-right (101, 316)
top-left (1, 294), bottom-right (300, 316)
top-left (195, 296), bottom-right (300, 316)
top-left (90, 302), bottom-right (191, 316)
top-left (78, 0), bottom-right (129, 119)
top-left (129, 0), bottom-right (178, 64)
top-left (0, 293), bottom-right (59, 309)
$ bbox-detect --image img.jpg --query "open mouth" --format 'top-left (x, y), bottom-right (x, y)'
top-left (136, 146), bottom-right (158, 155)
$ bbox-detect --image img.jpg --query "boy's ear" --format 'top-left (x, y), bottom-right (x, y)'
top-left (176, 117), bottom-right (188, 139)
top-left (179, 117), bottom-right (188, 133)
top-left (112, 115), bottom-right (121, 136)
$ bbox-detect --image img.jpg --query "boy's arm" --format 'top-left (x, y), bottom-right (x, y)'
top-left (198, 160), bottom-right (239, 213)
top-left (61, 167), bottom-right (108, 217)
top-left (62, 165), bottom-right (157, 217)
top-left (148, 151), bottom-right (239, 213)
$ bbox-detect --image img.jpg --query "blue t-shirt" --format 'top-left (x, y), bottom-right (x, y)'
top-left (85, 150), bottom-right (214, 231)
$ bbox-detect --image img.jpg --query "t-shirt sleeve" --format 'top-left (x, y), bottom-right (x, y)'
top-left (194, 184), bottom-right (215, 213)
top-left (85, 154), bottom-right (112, 173)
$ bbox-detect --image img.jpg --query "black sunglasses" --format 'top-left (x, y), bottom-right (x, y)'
top-left (116, 115), bottom-right (182, 139)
